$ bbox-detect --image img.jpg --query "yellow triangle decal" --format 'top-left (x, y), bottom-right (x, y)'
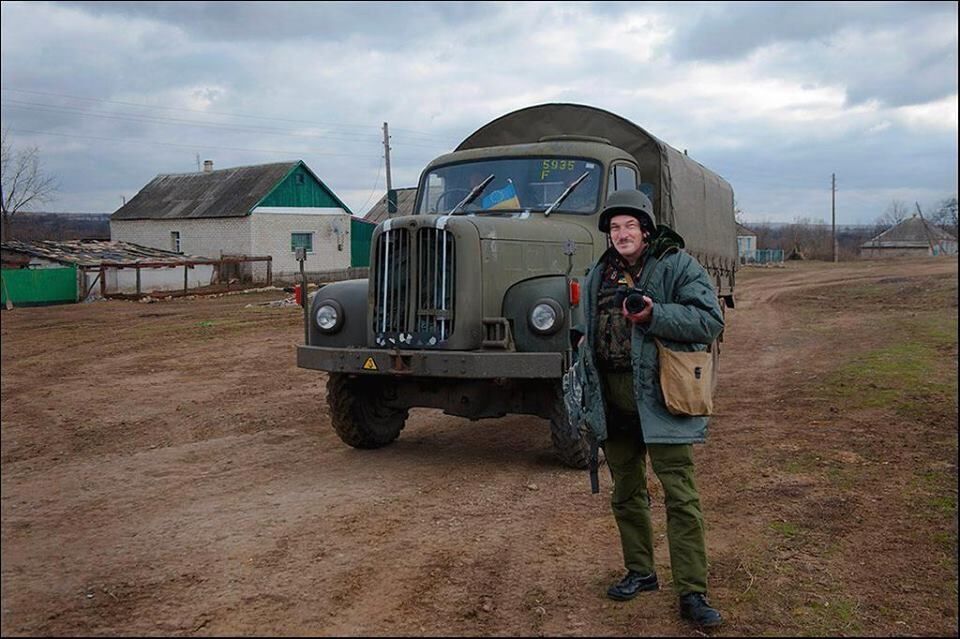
top-left (362, 357), bottom-right (378, 371)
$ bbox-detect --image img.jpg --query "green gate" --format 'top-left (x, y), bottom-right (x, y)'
top-left (1, 266), bottom-right (79, 306)
top-left (350, 217), bottom-right (376, 268)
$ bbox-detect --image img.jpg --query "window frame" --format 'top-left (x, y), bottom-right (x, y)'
top-left (291, 231), bottom-right (314, 254)
top-left (170, 230), bottom-right (181, 253)
top-left (607, 162), bottom-right (639, 195)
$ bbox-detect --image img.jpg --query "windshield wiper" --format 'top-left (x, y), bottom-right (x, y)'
top-left (544, 171), bottom-right (590, 217)
top-left (450, 174), bottom-right (495, 215)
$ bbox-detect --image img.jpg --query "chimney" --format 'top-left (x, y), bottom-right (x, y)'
top-left (203, 159), bottom-right (214, 173)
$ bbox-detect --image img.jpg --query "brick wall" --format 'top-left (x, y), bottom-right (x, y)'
top-left (111, 218), bottom-right (252, 257)
top-left (250, 212), bottom-right (351, 276)
top-left (112, 213), bottom-right (354, 280)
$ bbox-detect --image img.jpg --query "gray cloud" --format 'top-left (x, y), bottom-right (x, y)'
top-left (1, 1), bottom-right (956, 223)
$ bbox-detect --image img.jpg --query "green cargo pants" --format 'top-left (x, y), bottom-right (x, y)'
top-left (604, 405), bottom-right (708, 595)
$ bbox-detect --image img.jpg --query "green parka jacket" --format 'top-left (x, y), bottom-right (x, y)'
top-left (578, 225), bottom-right (725, 445)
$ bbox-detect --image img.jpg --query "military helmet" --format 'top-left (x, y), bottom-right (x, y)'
top-left (598, 189), bottom-right (655, 233)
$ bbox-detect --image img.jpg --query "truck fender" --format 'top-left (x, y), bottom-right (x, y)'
top-left (308, 278), bottom-right (369, 347)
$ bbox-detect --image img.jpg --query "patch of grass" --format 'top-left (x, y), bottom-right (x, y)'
top-left (797, 597), bottom-right (863, 636)
top-left (927, 495), bottom-right (957, 515)
top-left (783, 452), bottom-right (823, 474)
top-left (824, 314), bottom-right (957, 417)
top-left (826, 465), bottom-right (858, 490)
top-left (770, 520), bottom-right (801, 539)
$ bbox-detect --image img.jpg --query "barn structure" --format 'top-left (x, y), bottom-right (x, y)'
top-left (0, 239), bottom-right (253, 305)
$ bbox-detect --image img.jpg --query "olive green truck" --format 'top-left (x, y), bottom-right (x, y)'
top-left (296, 103), bottom-right (737, 468)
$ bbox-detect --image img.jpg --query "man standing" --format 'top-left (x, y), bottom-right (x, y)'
top-left (577, 189), bottom-right (725, 628)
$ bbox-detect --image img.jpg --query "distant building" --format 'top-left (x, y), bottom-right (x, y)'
top-left (736, 222), bottom-right (758, 263)
top-left (111, 160), bottom-right (353, 279)
top-left (364, 187), bottom-right (418, 225)
top-left (859, 215), bottom-right (958, 258)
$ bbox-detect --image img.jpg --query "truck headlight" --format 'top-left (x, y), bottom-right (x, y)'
top-left (529, 298), bottom-right (563, 335)
top-left (315, 300), bottom-right (343, 333)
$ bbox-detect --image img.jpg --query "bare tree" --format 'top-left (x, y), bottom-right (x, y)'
top-left (875, 199), bottom-right (910, 231)
top-left (1, 129), bottom-right (59, 241)
top-left (930, 195), bottom-right (958, 236)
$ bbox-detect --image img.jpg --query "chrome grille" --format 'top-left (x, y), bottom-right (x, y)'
top-left (417, 227), bottom-right (456, 342)
top-left (372, 228), bottom-right (411, 337)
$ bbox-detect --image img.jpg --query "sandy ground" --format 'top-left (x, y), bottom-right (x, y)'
top-left (1, 257), bottom-right (957, 636)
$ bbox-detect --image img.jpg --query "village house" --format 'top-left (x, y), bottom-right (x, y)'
top-left (111, 160), bottom-right (356, 280)
top-left (860, 214), bottom-right (958, 258)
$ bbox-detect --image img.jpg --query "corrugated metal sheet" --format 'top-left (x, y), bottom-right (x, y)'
top-left (1, 266), bottom-right (78, 305)
top-left (364, 188), bottom-right (418, 225)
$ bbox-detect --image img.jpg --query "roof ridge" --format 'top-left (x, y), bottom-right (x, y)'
top-left (155, 161), bottom-right (298, 178)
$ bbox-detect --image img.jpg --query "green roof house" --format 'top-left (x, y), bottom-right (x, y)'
top-left (111, 160), bottom-right (355, 278)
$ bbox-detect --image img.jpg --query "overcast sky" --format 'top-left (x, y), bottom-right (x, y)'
top-left (1, 1), bottom-right (957, 224)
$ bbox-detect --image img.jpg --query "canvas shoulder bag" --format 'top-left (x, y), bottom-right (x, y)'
top-left (654, 339), bottom-right (714, 416)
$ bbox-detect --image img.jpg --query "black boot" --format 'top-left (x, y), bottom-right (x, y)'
top-left (606, 570), bottom-right (659, 601)
top-left (679, 592), bottom-right (723, 627)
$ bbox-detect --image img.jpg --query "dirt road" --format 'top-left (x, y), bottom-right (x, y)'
top-left (2, 257), bottom-right (957, 636)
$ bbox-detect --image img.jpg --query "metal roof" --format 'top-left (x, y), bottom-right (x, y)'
top-left (111, 161), bottom-right (299, 221)
top-left (364, 187), bottom-right (418, 225)
top-left (860, 215), bottom-right (957, 248)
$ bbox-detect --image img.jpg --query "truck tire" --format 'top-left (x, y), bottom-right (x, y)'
top-left (327, 374), bottom-right (408, 449)
top-left (547, 383), bottom-right (591, 469)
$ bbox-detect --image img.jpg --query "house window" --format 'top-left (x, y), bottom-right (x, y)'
top-left (291, 232), bottom-right (313, 253)
top-left (171, 231), bottom-right (181, 253)
top-left (295, 173), bottom-right (305, 185)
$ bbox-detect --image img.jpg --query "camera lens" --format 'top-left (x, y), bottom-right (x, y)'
top-left (625, 293), bottom-right (646, 314)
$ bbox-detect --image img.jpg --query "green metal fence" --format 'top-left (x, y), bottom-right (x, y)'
top-left (350, 217), bottom-right (375, 268)
top-left (1, 266), bottom-right (79, 306)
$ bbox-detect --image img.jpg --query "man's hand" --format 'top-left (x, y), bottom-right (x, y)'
top-left (622, 297), bottom-right (654, 325)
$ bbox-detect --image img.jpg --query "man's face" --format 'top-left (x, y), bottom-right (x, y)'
top-left (609, 213), bottom-right (647, 263)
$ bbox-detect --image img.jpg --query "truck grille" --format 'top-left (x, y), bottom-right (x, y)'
top-left (417, 227), bottom-right (456, 342)
top-left (372, 226), bottom-right (456, 347)
top-left (373, 228), bottom-right (411, 336)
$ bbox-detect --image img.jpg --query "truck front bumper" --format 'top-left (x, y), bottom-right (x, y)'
top-left (296, 345), bottom-right (564, 379)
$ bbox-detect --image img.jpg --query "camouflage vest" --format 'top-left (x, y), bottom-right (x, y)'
top-left (595, 256), bottom-right (644, 372)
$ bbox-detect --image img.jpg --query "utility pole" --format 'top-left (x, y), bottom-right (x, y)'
top-left (383, 122), bottom-right (396, 216)
top-left (915, 202), bottom-right (938, 255)
top-left (196, 153), bottom-right (201, 172)
top-left (831, 173), bottom-right (837, 262)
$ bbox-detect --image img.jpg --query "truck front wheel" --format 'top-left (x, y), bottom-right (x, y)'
top-left (327, 374), bottom-right (408, 449)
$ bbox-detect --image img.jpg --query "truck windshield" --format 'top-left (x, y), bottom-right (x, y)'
top-left (418, 157), bottom-right (602, 215)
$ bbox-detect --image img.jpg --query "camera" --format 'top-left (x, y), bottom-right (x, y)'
top-left (615, 288), bottom-right (648, 314)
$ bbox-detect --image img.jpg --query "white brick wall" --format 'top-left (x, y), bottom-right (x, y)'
top-left (111, 213), bottom-right (352, 279)
top-left (111, 218), bottom-right (252, 258)
top-left (250, 212), bottom-right (351, 275)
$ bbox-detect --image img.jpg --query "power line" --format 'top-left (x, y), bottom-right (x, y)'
top-left (1, 99), bottom-right (455, 151)
top-left (7, 128), bottom-right (380, 159)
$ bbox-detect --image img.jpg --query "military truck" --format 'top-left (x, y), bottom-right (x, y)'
top-left (296, 103), bottom-right (737, 468)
